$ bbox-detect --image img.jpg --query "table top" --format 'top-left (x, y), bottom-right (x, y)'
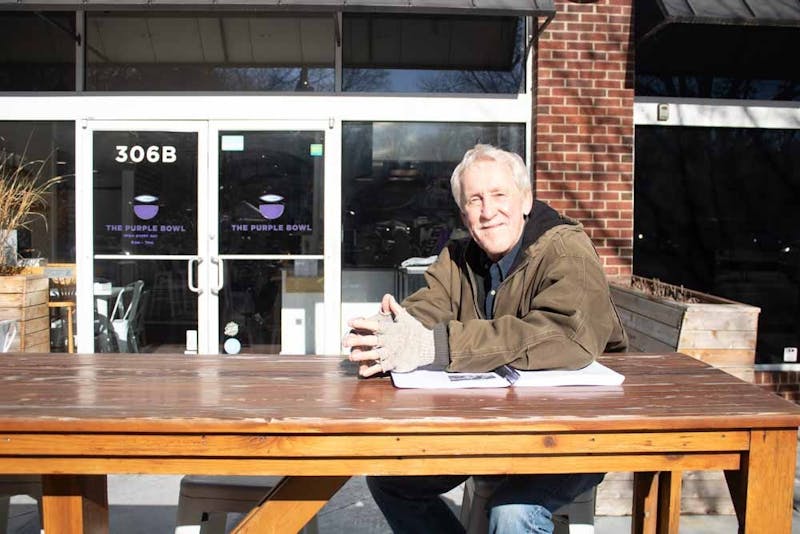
top-left (0, 352), bottom-right (798, 434)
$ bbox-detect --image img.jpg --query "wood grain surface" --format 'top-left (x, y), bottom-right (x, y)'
top-left (0, 352), bottom-right (797, 434)
top-left (0, 352), bottom-right (797, 533)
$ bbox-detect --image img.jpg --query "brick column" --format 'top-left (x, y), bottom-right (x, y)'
top-left (534, 0), bottom-right (634, 278)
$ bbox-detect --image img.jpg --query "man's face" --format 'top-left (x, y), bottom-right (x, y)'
top-left (460, 158), bottom-right (533, 262)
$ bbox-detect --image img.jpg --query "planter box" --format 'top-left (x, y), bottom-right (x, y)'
top-left (600, 276), bottom-right (759, 517)
top-left (610, 276), bottom-right (761, 367)
top-left (596, 471), bottom-right (734, 516)
top-left (0, 274), bottom-right (49, 352)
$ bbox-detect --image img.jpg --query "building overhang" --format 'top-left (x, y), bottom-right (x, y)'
top-left (638, 0), bottom-right (800, 79)
top-left (0, 0), bottom-right (556, 18)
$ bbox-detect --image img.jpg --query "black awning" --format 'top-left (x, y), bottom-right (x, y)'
top-left (660, 0), bottom-right (800, 25)
top-left (639, 0), bottom-right (800, 41)
top-left (0, 0), bottom-right (556, 17)
top-left (637, 0), bottom-right (800, 79)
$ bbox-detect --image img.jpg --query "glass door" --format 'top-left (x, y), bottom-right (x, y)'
top-left (80, 121), bottom-right (209, 354)
top-left (208, 122), bottom-right (335, 355)
top-left (78, 120), bottom-right (338, 355)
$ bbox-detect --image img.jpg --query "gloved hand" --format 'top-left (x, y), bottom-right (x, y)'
top-left (343, 294), bottom-right (435, 376)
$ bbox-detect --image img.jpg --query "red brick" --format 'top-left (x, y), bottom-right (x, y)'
top-left (536, 0), bottom-right (634, 268)
top-left (593, 192), bottom-right (621, 201)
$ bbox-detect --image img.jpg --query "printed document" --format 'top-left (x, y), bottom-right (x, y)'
top-left (390, 361), bottom-right (625, 389)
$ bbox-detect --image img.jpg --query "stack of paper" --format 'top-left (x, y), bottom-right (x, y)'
top-left (390, 361), bottom-right (625, 389)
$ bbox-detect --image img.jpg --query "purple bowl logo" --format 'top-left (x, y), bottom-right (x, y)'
top-left (133, 195), bottom-right (159, 220)
top-left (259, 194), bottom-right (285, 220)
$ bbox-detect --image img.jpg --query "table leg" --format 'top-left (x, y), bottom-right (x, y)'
top-left (656, 471), bottom-right (681, 534)
top-left (41, 475), bottom-right (108, 534)
top-left (728, 429), bottom-right (796, 533)
top-left (66, 304), bottom-right (75, 354)
top-left (632, 472), bottom-right (659, 534)
top-left (232, 476), bottom-right (349, 533)
top-left (632, 471), bottom-right (681, 534)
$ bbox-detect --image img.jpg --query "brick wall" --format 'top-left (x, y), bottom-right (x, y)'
top-left (717, 365), bottom-right (800, 403)
top-left (535, 0), bottom-right (635, 278)
top-left (753, 367), bottom-right (800, 403)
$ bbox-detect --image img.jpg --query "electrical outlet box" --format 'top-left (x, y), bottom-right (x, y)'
top-left (657, 103), bottom-right (669, 121)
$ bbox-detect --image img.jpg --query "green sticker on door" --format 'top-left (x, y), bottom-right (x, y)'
top-left (309, 143), bottom-right (323, 157)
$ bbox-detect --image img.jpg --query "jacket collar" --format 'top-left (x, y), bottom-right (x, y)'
top-left (464, 199), bottom-right (577, 273)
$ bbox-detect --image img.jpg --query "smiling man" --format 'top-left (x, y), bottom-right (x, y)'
top-left (343, 144), bottom-right (627, 534)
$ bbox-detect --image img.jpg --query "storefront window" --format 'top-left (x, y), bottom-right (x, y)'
top-left (637, 75), bottom-right (800, 101)
top-left (0, 12), bottom-right (76, 91)
top-left (342, 15), bottom-right (525, 93)
top-left (219, 130), bottom-right (324, 255)
top-left (341, 121), bottom-right (525, 305)
top-left (86, 12), bottom-right (335, 92)
top-left (0, 121), bottom-right (75, 263)
top-left (634, 126), bottom-right (800, 363)
top-left (93, 130), bottom-right (197, 256)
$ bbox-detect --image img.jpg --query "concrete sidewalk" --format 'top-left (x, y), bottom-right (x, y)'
top-left (7, 475), bottom-right (800, 533)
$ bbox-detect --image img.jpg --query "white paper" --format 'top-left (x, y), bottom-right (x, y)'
top-left (390, 361), bottom-right (625, 389)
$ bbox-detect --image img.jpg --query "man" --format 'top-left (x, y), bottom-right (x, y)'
top-left (343, 144), bottom-right (627, 534)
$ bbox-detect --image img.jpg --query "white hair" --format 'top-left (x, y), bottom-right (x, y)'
top-left (450, 144), bottom-right (531, 210)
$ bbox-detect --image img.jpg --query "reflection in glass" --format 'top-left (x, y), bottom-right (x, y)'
top-left (343, 15), bottom-right (525, 93)
top-left (94, 259), bottom-right (197, 353)
top-left (634, 126), bottom-right (800, 363)
top-left (342, 121), bottom-right (525, 269)
top-left (0, 121), bottom-right (75, 263)
top-left (637, 74), bottom-right (800, 101)
top-left (93, 131), bottom-right (197, 256)
top-left (219, 259), bottom-right (323, 355)
top-left (0, 12), bottom-right (75, 91)
top-left (219, 131), bottom-right (324, 255)
top-left (86, 12), bottom-right (334, 92)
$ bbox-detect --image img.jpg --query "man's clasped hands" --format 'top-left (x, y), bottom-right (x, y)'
top-left (342, 294), bottom-right (435, 377)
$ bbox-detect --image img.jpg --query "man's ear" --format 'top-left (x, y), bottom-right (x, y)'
top-left (522, 189), bottom-right (533, 217)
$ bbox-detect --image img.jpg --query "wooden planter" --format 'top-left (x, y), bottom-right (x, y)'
top-left (0, 274), bottom-right (49, 352)
top-left (610, 277), bottom-right (761, 367)
top-left (601, 276), bottom-right (760, 517)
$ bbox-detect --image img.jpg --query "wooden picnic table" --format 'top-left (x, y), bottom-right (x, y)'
top-left (0, 352), bottom-right (797, 533)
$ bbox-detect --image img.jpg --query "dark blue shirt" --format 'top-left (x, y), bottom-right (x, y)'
top-left (484, 237), bottom-right (523, 319)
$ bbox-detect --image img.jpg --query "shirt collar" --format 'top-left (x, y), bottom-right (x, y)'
top-left (497, 237), bottom-right (523, 279)
top-left (481, 235), bottom-right (523, 281)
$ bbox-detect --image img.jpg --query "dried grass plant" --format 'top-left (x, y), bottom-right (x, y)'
top-left (0, 150), bottom-right (62, 275)
top-left (630, 274), bottom-right (700, 304)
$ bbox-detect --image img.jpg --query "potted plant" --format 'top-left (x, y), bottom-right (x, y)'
top-left (0, 149), bottom-right (62, 352)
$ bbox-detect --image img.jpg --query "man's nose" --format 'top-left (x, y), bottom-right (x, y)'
top-left (481, 198), bottom-right (497, 219)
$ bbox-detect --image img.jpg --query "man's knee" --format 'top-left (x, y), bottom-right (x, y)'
top-left (489, 503), bottom-right (554, 534)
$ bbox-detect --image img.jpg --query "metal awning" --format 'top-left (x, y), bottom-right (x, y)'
top-left (638, 0), bottom-right (800, 79)
top-left (640, 0), bottom-right (800, 42)
top-left (0, 0), bottom-right (556, 17)
top-left (660, 0), bottom-right (800, 23)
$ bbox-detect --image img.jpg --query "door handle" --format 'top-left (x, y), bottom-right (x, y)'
top-left (211, 256), bottom-right (224, 295)
top-left (187, 257), bottom-right (203, 295)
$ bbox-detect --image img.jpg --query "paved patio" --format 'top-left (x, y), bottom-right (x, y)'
top-left (6, 474), bottom-right (800, 533)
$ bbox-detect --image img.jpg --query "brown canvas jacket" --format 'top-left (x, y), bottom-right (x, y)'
top-left (403, 203), bottom-right (628, 373)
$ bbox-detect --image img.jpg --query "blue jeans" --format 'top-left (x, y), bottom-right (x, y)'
top-left (366, 473), bottom-right (604, 534)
